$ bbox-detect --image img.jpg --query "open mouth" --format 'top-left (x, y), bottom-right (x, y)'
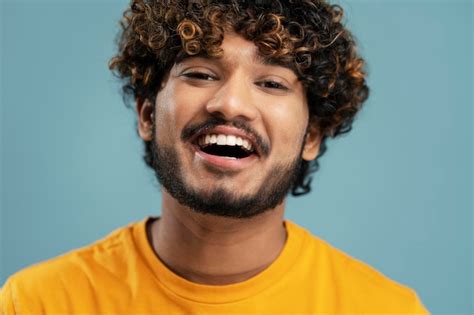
top-left (195, 134), bottom-right (256, 160)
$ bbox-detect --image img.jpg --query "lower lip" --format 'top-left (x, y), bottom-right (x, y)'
top-left (193, 145), bottom-right (258, 170)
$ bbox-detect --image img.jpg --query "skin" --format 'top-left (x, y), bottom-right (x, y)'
top-left (137, 32), bottom-right (322, 285)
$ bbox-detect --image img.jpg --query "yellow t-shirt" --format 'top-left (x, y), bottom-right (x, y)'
top-left (1, 218), bottom-right (429, 314)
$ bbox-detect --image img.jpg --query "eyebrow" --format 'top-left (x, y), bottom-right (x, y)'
top-left (176, 52), bottom-right (297, 74)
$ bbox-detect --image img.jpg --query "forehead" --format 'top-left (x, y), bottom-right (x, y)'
top-left (217, 34), bottom-right (263, 66)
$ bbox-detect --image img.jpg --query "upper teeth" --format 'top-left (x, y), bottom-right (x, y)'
top-left (198, 134), bottom-right (253, 152)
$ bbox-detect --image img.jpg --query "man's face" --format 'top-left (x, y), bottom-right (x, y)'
top-left (139, 33), bottom-right (320, 218)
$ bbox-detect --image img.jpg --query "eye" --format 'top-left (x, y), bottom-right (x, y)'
top-left (257, 80), bottom-right (289, 90)
top-left (181, 72), bottom-right (217, 81)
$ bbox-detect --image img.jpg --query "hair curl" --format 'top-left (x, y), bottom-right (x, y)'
top-left (109, 0), bottom-right (369, 196)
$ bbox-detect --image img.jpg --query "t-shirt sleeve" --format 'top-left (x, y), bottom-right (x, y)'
top-left (0, 279), bottom-right (17, 315)
top-left (0, 275), bottom-right (42, 315)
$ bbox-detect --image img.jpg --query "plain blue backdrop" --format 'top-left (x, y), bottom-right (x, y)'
top-left (1, 0), bottom-right (472, 313)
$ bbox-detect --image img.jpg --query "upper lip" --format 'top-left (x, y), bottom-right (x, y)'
top-left (189, 125), bottom-right (262, 157)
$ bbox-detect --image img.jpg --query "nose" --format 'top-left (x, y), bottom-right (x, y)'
top-left (205, 73), bottom-right (258, 122)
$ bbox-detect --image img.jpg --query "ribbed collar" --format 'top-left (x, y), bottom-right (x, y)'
top-left (133, 216), bottom-right (307, 304)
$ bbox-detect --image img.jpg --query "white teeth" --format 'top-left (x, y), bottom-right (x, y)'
top-left (236, 137), bottom-right (243, 146)
top-left (216, 134), bottom-right (226, 145)
top-left (226, 135), bottom-right (236, 146)
top-left (198, 133), bottom-right (254, 152)
top-left (242, 139), bottom-right (250, 151)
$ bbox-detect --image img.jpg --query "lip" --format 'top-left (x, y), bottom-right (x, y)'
top-left (189, 125), bottom-right (261, 157)
top-left (192, 143), bottom-right (259, 171)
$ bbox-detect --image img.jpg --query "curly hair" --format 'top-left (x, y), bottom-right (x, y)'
top-left (109, 0), bottom-right (369, 196)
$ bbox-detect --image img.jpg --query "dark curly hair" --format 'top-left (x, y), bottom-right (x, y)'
top-left (109, 0), bottom-right (369, 196)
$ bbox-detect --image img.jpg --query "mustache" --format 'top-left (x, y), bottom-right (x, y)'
top-left (181, 117), bottom-right (270, 156)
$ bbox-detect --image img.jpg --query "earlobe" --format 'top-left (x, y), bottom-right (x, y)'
top-left (301, 123), bottom-right (322, 161)
top-left (136, 97), bottom-right (154, 141)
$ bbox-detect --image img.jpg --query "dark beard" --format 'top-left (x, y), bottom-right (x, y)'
top-left (149, 136), bottom-right (303, 219)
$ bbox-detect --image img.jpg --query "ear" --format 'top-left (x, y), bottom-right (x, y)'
top-left (302, 120), bottom-right (322, 161)
top-left (136, 97), bottom-right (155, 141)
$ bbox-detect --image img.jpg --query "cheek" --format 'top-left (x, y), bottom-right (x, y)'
top-left (154, 81), bottom-right (202, 143)
top-left (267, 101), bottom-right (308, 153)
top-left (154, 91), bottom-right (176, 144)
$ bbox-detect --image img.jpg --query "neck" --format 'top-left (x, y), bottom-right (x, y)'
top-left (148, 190), bottom-right (287, 285)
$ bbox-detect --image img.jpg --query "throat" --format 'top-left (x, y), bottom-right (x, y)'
top-left (147, 208), bottom-right (287, 285)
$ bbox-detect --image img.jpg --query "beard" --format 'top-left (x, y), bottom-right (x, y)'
top-left (149, 124), bottom-right (304, 219)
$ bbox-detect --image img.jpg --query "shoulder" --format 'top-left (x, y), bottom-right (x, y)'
top-left (0, 220), bottom-right (142, 312)
top-left (288, 221), bottom-right (429, 313)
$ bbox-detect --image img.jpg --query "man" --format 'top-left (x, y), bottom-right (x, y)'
top-left (1, 0), bottom-right (429, 313)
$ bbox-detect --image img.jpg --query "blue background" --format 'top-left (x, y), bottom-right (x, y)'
top-left (1, 0), bottom-right (472, 313)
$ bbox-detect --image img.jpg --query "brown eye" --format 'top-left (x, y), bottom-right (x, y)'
top-left (182, 72), bottom-right (217, 81)
top-left (257, 80), bottom-right (288, 90)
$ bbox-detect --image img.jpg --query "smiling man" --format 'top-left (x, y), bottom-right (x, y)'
top-left (0, 0), bottom-right (429, 314)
